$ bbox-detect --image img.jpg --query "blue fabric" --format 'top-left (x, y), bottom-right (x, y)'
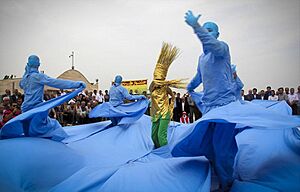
top-left (0, 86), bottom-right (299, 191)
top-left (0, 86), bottom-right (84, 140)
top-left (186, 24), bottom-right (236, 114)
top-left (172, 94), bottom-right (300, 191)
top-left (232, 127), bottom-right (300, 192)
top-left (109, 84), bottom-right (146, 107)
top-left (233, 76), bottom-right (244, 100)
top-left (89, 99), bottom-right (149, 125)
top-left (0, 112), bottom-right (211, 192)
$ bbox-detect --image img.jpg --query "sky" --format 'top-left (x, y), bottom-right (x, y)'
top-left (0, 0), bottom-right (299, 93)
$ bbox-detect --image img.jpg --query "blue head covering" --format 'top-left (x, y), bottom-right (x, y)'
top-left (203, 22), bottom-right (219, 39)
top-left (23, 55), bottom-right (40, 78)
top-left (27, 55), bottom-right (40, 68)
top-left (114, 75), bottom-right (123, 86)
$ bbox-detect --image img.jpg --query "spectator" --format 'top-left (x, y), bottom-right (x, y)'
top-left (252, 88), bottom-right (261, 100)
top-left (288, 88), bottom-right (299, 115)
top-left (0, 104), bottom-right (4, 128)
top-left (285, 87), bottom-right (290, 95)
top-left (96, 90), bottom-right (104, 104)
top-left (187, 94), bottom-right (196, 123)
top-left (264, 86), bottom-right (272, 100)
top-left (259, 90), bottom-right (265, 100)
top-left (104, 90), bottom-right (110, 102)
top-left (183, 93), bottom-right (190, 117)
top-left (240, 89), bottom-right (244, 100)
top-left (173, 93), bottom-right (183, 122)
top-left (268, 90), bottom-right (278, 101)
top-left (278, 87), bottom-right (288, 102)
top-left (245, 89), bottom-right (254, 101)
top-left (180, 111), bottom-right (190, 124)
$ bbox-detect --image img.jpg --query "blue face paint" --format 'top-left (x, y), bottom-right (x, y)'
top-left (114, 75), bottom-right (123, 86)
top-left (203, 22), bottom-right (219, 39)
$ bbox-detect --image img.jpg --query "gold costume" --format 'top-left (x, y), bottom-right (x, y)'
top-left (150, 43), bottom-right (186, 148)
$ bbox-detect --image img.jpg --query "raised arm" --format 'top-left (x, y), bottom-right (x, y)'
top-left (185, 10), bottom-right (228, 57)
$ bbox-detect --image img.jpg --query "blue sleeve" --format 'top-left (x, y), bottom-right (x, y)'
top-left (234, 76), bottom-right (244, 99)
top-left (235, 76), bottom-right (244, 90)
top-left (34, 73), bottom-right (80, 90)
top-left (120, 87), bottom-right (143, 101)
top-left (193, 26), bottom-right (228, 57)
top-left (19, 79), bottom-right (24, 89)
top-left (187, 60), bottom-right (202, 91)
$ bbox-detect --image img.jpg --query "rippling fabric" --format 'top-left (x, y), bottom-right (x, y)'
top-left (173, 93), bottom-right (300, 191)
top-left (0, 86), bottom-right (84, 140)
top-left (0, 88), bottom-right (299, 191)
top-left (0, 114), bottom-right (211, 192)
top-left (89, 99), bottom-right (149, 125)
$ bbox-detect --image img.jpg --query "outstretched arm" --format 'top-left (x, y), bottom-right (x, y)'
top-left (36, 73), bottom-right (86, 89)
top-left (185, 10), bottom-right (228, 57)
top-left (120, 86), bottom-right (146, 101)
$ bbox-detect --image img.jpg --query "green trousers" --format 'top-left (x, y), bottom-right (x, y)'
top-left (151, 113), bottom-right (170, 148)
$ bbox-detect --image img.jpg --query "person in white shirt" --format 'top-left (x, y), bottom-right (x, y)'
top-left (268, 90), bottom-right (278, 101)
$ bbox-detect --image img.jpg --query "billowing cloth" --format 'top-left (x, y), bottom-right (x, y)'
top-left (89, 99), bottom-right (149, 125)
top-left (231, 127), bottom-right (300, 192)
top-left (186, 23), bottom-right (236, 114)
top-left (0, 87), bottom-right (84, 140)
top-left (109, 83), bottom-right (145, 107)
top-left (0, 97), bottom-right (211, 192)
top-left (0, 87), bottom-right (299, 191)
top-left (172, 94), bottom-right (300, 191)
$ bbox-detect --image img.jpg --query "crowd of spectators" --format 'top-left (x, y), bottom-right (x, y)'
top-left (1, 85), bottom-right (300, 128)
top-left (242, 86), bottom-right (300, 115)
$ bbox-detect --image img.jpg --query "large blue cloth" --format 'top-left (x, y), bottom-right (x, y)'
top-left (173, 93), bottom-right (300, 191)
top-left (89, 99), bottom-right (149, 125)
top-left (0, 87), bottom-right (84, 140)
top-left (0, 88), bottom-right (299, 191)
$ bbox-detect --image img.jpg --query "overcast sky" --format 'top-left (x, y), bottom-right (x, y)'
top-left (0, 0), bottom-right (299, 93)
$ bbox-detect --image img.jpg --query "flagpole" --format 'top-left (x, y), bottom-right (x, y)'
top-left (71, 51), bottom-right (74, 69)
top-left (69, 51), bottom-right (75, 69)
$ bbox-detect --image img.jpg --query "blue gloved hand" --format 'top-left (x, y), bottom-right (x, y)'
top-left (231, 64), bottom-right (237, 73)
top-left (77, 81), bottom-right (86, 89)
top-left (185, 10), bottom-right (201, 28)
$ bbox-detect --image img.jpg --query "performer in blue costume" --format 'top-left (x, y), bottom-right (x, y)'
top-left (172, 10), bottom-right (300, 191)
top-left (108, 75), bottom-right (146, 126)
top-left (88, 75), bottom-right (148, 127)
top-left (183, 10), bottom-right (238, 190)
top-left (19, 55), bottom-right (86, 141)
